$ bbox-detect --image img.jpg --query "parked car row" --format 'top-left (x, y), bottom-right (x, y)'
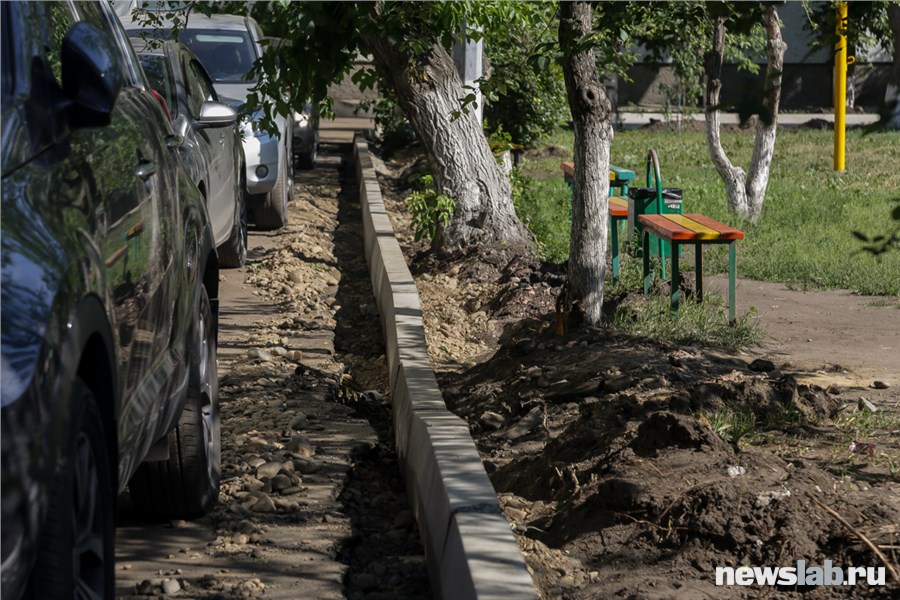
top-left (120, 11), bottom-right (321, 231)
top-left (0, 1), bottom-right (318, 598)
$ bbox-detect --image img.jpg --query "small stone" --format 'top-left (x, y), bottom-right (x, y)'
top-left (160, 578), bottom-right (181, 595)
top-left (479, 410), bottom-right (505, 431)
top-left (271, 473), bottom-right (293, 493)
top-left (136, 580), bottom-right (156, 595)
top-left (727, 466), bottom-right (746, 478)
top-left (858, 397), bottom-right (879, 413)
top-left (289, 414), bottom-right (308, 430)
top-left (872, 380), bottom-right (890, 390)
top-left (749, 358), bottom-right (776, 372)
top-left (287, 438), bottom-right (315, 456)
top-left (250, 493), bottom-right (276, 513)
top-left (602, 375), bottom-right (635, 394)
top-left (271, 346), bottom-right (288, 357)
top-left (256, 461), bottom-right (284, 480)
top-left (293, 458), bottom-right (321, 474)
top-left (288, 269), bottom-right (305, 284)
top-left (247, 348), bottom-right (273, 362)
top-left (169, 519), bottom-right (188, 529)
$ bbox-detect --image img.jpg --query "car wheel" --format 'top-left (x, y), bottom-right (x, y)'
top-left (252, 156), bottom-right (289, 230)
top-left (129, 285), bottom-right (221, 519)
top-left (286, 143), bottom-right (295, 203)
top-left (29, 380), bottom-right (114, 599)
top-left (298, 142), bottom-right (317, 170)
top-left (218, 186), bottom-right (248, 268)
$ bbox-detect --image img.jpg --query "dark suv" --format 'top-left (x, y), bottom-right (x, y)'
top-left (1, 2), bottom-right (221, 598)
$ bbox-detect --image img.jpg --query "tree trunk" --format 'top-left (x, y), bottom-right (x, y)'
top-left (559, 2), bottom-right (614, 328)
top-left (361, 31), bottom-right (530, 250)
top-left (886, 4), bottom-right (900, 130)
top-left (705, 7), bottom-right (786, 224)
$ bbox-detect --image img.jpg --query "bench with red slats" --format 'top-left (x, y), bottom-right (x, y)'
top-left (638, 214), bottom-right (746, 321)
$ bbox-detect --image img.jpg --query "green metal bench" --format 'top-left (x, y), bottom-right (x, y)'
top-left (638, 213), bottom-right (746, 322)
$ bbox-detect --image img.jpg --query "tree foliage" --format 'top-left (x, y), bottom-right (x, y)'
top-left (481, 3), bottom-right (568, 148)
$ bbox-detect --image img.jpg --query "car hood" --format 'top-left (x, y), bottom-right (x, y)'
top-left (213, 83), bottom-right (255, 105)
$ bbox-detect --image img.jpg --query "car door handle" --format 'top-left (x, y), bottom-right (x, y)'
top-left (135, 160), bottom-right (157, 181)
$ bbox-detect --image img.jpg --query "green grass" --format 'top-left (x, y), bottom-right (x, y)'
top-left (517, 128), bottom-right (900, 296)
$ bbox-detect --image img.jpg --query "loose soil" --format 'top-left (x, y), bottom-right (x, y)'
top-left (372, 143), bottom-right (900, 599)
top-left (116, 145), bottom-right (431, 599)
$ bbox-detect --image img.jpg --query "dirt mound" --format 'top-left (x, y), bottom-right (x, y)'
top-left (630, 411), bottom-right (729, 456)
top-left (372, 143), bottom-right (900, 598)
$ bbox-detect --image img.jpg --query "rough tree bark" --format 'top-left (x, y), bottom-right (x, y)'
top-left (361, 32), bottom-right (530, 251)
top-left (886, 4), bottom-right (900, 130)
top-left (705, 5), bottom-right (786, 223)
top-left (559, 2), bottom-right (614, 328)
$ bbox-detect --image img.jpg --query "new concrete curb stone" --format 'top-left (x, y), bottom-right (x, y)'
top-left (353, 135), bottom-right (538, 599)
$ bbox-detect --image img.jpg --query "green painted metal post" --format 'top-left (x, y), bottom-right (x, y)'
top-left (729, 241), bottom-right (737, 323)
top-left (695, 244), bottom-right (703, 302)
top-left (670, 240), bottom-right (680, 317)
top-left (610, 219), bottom-right (620, 282)
top-left (642, 231), bottom-right (652, 295)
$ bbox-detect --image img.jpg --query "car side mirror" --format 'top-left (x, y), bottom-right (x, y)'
top-left (197, 101), bottom-right (237, 128)
top-left (61, 22), bottom-right (124, 129)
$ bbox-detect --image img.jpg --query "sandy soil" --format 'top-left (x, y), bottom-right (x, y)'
top-left (115, 146), bottom-right (430, 600)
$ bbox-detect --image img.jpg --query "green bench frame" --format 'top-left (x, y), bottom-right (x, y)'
top-left (638, 213), bottom-right (745, 321)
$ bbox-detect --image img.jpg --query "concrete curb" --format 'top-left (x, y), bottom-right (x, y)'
top-left (353, 135), bottom-right (538, 600)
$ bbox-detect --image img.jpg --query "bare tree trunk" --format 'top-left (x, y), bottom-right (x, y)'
top-left (886, 4), bottom-right (900, 130)
top-left (745, 6), bottom-right (785, 222)
top-left (362, 32), bottom-right (530, 250)
top-left (705, 7), bottom-right (786, 224)
top-left (559, 1), bottom-right (614, 328)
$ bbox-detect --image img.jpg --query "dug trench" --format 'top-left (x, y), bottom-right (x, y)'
top-left (371, 144), bottom-right (900, 599)
top-left (115, 145), bottom-right (431, 599)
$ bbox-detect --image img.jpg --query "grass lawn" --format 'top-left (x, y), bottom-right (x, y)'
top-left (516, 127), bottom-right (900, 296)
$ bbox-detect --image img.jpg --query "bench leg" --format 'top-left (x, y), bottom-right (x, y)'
top-left (694, 244), bottom-right (703, 302)
top-left (729, 240), bottom-right (736, 323)
top-left (659, 234), bottom-right (667, 280)
top-left (670, 240), bottom-right (680, 317)
top-left (610, 218), bottom-right (620, 283)
top-left (642, 230), bottom-right (651, 295)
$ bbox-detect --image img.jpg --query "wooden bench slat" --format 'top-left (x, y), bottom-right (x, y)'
top-left (683, 213), bottom-right (745, 240)
top-left (609, 196), bottom-right (628, 217)
top-left (638, 214), bottom-right (745, 242)
top-left (665, 214), bottom-right (721, 240)
top-left (638, 214), bottom-right (697, 240)
top-left (561, 161), bottom-right (635, 183)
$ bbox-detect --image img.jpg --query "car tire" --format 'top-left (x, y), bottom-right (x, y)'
top-left (129, 285), bottom-right (221, 519)
top-left (252, 155), bottom-right (289, 230)
top-left (218, 186), bottom-right (248, 268)
top-left (297, 143), bottom-right (316, 170)
top-left (29, 380), bottom-right (115, 599)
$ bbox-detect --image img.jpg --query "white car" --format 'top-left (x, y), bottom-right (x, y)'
top-left (122, 12), bottom-right (294, 230)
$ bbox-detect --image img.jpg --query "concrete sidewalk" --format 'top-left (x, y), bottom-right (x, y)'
top-left (614, 110), bottom-right (879, 130)
top-left (318, 112), bottom-right (879, 142)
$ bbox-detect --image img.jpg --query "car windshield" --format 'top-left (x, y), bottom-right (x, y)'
top-left (138, 54), bottom-right (176, 115)
top-left (178, 29), bottom-right (257, 84)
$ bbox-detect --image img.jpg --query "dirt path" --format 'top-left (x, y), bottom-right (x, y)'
top-left (706, 276), bottom-right (898, 389)
top-left (115, 145), bottom-right (431, 599)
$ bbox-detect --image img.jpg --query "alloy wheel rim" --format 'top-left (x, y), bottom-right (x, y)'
top-left (72, 432), bottom-right (105, 600)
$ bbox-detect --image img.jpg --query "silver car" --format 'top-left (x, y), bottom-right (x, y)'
top-left (122, 13), bottom-right (294, 230)
top-left (133, 39), bottom-right (248, 267)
